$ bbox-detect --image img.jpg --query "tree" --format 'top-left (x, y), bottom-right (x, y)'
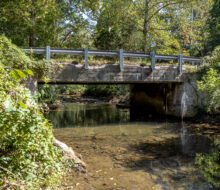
top-left (0, 0), bottom-right (215, 56)
top-left (94, 0), bottom-right (139, 50)
top-left (93, 0), bottom-right (197, 54)
top-left (136, 0), bottom-right (203, 53)
top-left (208, 0), bottom-right (220, 51)
top-left (0, 0), bottom-right (59, 47)
top-left (0, 0), bottom-right (90, 48)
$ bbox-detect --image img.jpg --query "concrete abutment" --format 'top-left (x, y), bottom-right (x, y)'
top-left (130, 73), bottom-right (204, 118)
top-left (130, 83), bottom-right (182, 117)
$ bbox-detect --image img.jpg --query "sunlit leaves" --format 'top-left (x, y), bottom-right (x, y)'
top-left (0, 0), bottom-right (215, 56)
top-left (0, 36), bottom-right (64, 189)
top-left (196, 151), bottom-right (220, 188)
top-left (197, 46), bottom-right (220, 113)
top-left (0, 0), bottom-right (59, 47)
top-left (208, 0), bottom-right (220, 51)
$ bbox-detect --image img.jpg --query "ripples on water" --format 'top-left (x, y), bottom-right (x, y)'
top-left (46, 103), bottom-right (215, 190)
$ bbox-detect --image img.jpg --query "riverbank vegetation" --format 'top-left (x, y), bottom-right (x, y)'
top-left (0, 36), bottom-right (65, 189)
top-left (197, 46), bottom-right (220, 114)
top-left (195, 45), bottom-right (220, 188)
top-left (38, 84), bottom-right (130, 106)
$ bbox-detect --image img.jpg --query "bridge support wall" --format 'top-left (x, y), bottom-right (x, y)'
top-left (23, 76), bottom-right (38, 96)
top-left (130, 73), bottom-right (204, 118)
top-left (130, 83), bottom-right (181, 116)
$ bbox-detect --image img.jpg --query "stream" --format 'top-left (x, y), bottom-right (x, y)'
top-left (46, 102), bottom-right (217, 190)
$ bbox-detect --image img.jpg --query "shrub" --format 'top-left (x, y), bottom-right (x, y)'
top-left (0, 36), bottom-right (64, 189)
top-left (196, 147), bottom-right (220, 188)
top-left (38, 84), bottom-right (61, 105)
top-left (196, 46), bottom-right (220, 188)
top-left (197, 46), bottom-right (220, 113)
top-left (84, 85), bottom-right (129, 98)
top-left (0, 35), bottom-right (50, 79)
top-left (203, 46), bottom-right (220, 69)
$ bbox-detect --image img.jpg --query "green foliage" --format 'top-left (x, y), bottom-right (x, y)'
top-left (196, 138), bottom-right (220, 188)
top-left (37, 85), bottom-right (87, 105)
top-left (0, 0), bottom-right (91, 48)
top-left (203, 46), bottom-right (220, 68)
top-left (59, 85), bottom-right (87, 96)
top-left (92, 0), bottom-right (211, 55)
top-left (94, 0), bottom-right (139, 51)
top-left (0, 36), bottom-right (33, 69)
top-left (0, 0), bottom-right (215, 57)
top-left (197, 68), bottom-right (220, 112)
top-left (38, 84), bottom-right (60, 105)
top-left (196, 151), bottom-right (220, 187)
top-left (197, 46), bottom-right (220, 113)
top-left (208, 0), bottom-right (220, 51)
top-left (38, 84), bottom-right (129, 105)
top-left (0, 35), bottom-right (50, 79)
top-left (0, 0), bottom-right (59, 47)
top-left (84, 85), bottom-right (129, 98)
top-left (0, 37), bottom-right (64, 189)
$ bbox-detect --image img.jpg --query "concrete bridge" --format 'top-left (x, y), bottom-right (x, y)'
top-left (24, 47), bottom-right (202, 118)
top-left (29, 63), bottom-right (201, 118)
top-left (45, 64), bottom-right (182, 84)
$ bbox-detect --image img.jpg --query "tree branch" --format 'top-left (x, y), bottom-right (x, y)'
top-left (147, 0), bottom-right (189, 22)
top-left (60, 31), bottom-right (72, 47)
top-left (0, 166), bottom-right (16, 177)
top-left (149, 27), bottom-right (171, 30)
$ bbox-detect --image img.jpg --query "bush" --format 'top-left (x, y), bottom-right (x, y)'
top-left (196, 150), bottom-right (220, 188)
top-left (196, 46), bottom-right (220, 188)
top-left (203, 46), bottom-right (220, 68)
top-left (197, 46), bottom-right (220, 113)
top-left (84, 85), bottom-right (129, 98)
top-left (0, 35), bottom-right (50, 79)
top-left (0, 36), bottom-right (64, 189)
top-left (38, 84), bottom-right (61, 105)
top-left (59, 85), bottom-right (87, 96)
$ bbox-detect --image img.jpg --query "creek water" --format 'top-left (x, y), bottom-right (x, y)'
top-left (46, 103), bottom-right (216, 190)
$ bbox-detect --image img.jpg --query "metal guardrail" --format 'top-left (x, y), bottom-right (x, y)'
top-left (23, 46), bottom-right (201, 73)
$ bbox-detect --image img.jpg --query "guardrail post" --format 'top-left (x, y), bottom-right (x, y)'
top-left (178, 55), bottom-right (183, 73)
top-left (46, 46), bottom-right (50, 61)
top-left (84, 47), bottom-right (88, 69)
top-left (119, 49), bottom-right (124, 71)
top-left (150, 52), bottom-right (155, 71)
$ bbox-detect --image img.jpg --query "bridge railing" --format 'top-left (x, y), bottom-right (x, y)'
top-left (23, 46), bottom-right (201, 73)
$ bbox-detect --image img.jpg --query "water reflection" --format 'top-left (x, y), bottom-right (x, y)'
top-left (180, 122), bottom-right (213, 156)
top-left (46, 103), bottom-right (130, 128)
top-left (48, 103), bottom-right (215, 190)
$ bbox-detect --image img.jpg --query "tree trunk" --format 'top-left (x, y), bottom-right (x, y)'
top-left (143, 0), bottom-right (149, 52)
top-left (29, 0), bottom-right (36, 47)
top-left (60, 31), bottom-right (72, 48)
